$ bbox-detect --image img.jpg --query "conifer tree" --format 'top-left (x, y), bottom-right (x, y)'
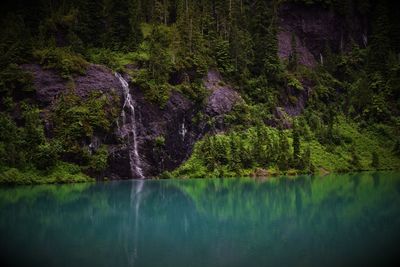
top-left (292, 122), bottom-right (301, 165)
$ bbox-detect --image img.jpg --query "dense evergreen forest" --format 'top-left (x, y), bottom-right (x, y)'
top-left (1, 0), bottom-right (400, 183)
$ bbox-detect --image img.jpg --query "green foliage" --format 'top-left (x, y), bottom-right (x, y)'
top-left (85, 48), bottom-right (138, 71)
top-left (175, 81), bottom-right (208, 104)
top-left (33, 47), bottom-right (89, 78)
top-left (292, 121), bottom-right (301, 164)
top-left (286, 73), bottom-right (304, 91)
top-left (51, 90), bottom-right (119, 163)
top-left (0, 102), bottom-right (93, 184)
top-left (0, 162), bottom-right (93, 185)
top-left (174, 114), bottom-right (400, 178)
top-left (88, 145), bottom-right (109, 173)
top-left (350, 146), bottom-right (362, 170)
top-left (0, 14), bottom-right (32, 67)
top-left (33, 141), bottom-right (62, 171)
top-left (147, 25), bottom-right (173, 81)
top-left (243, 76), bottom-right (278, 105)
top-left (371, 151), bottom-right (380, 169)
top-left (0, 105), bottom-right (47, 169)
top-left (0, 64), bottom-right (34, 96)
top-left (141, 80), bottom-right (172, 107)
top-left (1, 0), bottom-right (400, 183)
top-left (173, 125), bottom-right (315, 178)
top-left (213, 37), bottom-right (235, 75)
top-left (155, 136), bottom-right (166, 147)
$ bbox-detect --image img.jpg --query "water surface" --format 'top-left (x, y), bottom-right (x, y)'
top-left (1, 172), bottom-right (400, 266)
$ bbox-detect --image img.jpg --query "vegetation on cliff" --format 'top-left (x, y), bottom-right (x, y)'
top-left (0, 0), bottom-right (400, 183)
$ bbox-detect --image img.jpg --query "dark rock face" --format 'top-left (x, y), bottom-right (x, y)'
top-left (22, 64), bottom-right (122, 104)
top-left (206, 88), bottom-right (242, 116)
top-left (203, 70), bottom-right (242, 117)
top-left (109, 70), bottom-right (242, 179)
top-left (25, 63), bottom-right (241, 179)
top-left (278, 30), bottom-right (317, 67)
top-left (113, 88), bottom-right (202, 178)
top-left (278, 3), bottom-right (367, 67)
top-left (203, 70), bottom-right (243, 133)
top-left (282, 79), bottom-right (314, 117)
top-left (21, 64), bottom-right (66, 104)
top-left (73, 64), bottom-right (122, 97)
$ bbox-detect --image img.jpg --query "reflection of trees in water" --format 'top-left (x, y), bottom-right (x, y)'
top-left (173, 172), bottom-right (400, 226)
top-left (372, 172), bottom-right (380, 188)
top-left (1, 172), bottom-right (400, 266)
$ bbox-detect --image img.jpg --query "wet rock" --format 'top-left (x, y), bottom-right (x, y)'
top-left (107, 145), bottom-right (132, 179)
top-left (132, 89), bottom-right (200, 178)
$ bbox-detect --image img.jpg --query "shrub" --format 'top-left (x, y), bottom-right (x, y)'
top-left (155, 136), bottom-right (165, 147)
top-left (371, 151), bottom-right (380, 169)
top-left (51, 91), bottom-right (119, 163)
top-left (0, 64), bottom-right (34, 96)
top-left (33, 141), bottom-right (62, 170)
top-left (88, 145), bottom-right (109, 173)
top-left (33, 47), bottom-right (89, 78)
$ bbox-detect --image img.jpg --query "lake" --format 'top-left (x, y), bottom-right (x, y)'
top-left (1, 172), bottom-right (400, 267)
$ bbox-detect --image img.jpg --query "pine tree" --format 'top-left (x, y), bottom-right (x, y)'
top-left (367, 0), bottom-right (390, 75)
top-left (77, 0), bottom-right (106, 47)
top-left (148, 25), bottom-right (172, 82)
top-left (278, 131), bottom-right (290, 170)
top-left (371, 151), bottom-right (380, 169)
top-left (292, 122), bottom-right (301, 165)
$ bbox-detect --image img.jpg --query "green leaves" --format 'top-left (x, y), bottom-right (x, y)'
top-left (0, 64), bottom-right (34, 96)
top-left (51, 91), bottom-right (118, 165)
top-left (174, 126), bottom-right (305, 178)
top-left (33, 47), bottom-right (88, 79)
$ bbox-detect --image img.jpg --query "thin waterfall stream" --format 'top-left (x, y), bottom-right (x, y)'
top-left (115, 72), bottom-right (145, 179)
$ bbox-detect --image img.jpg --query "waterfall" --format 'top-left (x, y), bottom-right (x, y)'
top-left (179, 119), bottom-right (187, 141)
top-left (115, 73), bottom-right (145, 179)
top-left (362, 33), bottom-right (368, 47)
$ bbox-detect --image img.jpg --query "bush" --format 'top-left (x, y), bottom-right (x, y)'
top-left (371, 151), bottom-right (380, 169)
top-left (51, 91), bottom-right (119, 162)
top-left (0, 64), bottom-right (34, 96)
top-left (0, 162), bottom-right (93, 185)
top-left (173, 126), bottom-right (297, 178)
top-left (141, 80), bottom-right (171, 107)
top-left (33, 47), bottom-right (89, 78)
top-left (88, 145), bottom-right (109, 173)
top-left (33, 141), bottom-right (62, 170)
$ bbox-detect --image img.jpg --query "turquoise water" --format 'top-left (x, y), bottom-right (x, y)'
top-left (1, 172), bottom-right (400, 267)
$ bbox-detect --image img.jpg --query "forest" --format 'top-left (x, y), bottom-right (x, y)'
top-left (1, 0), bottom-right (400, 183)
